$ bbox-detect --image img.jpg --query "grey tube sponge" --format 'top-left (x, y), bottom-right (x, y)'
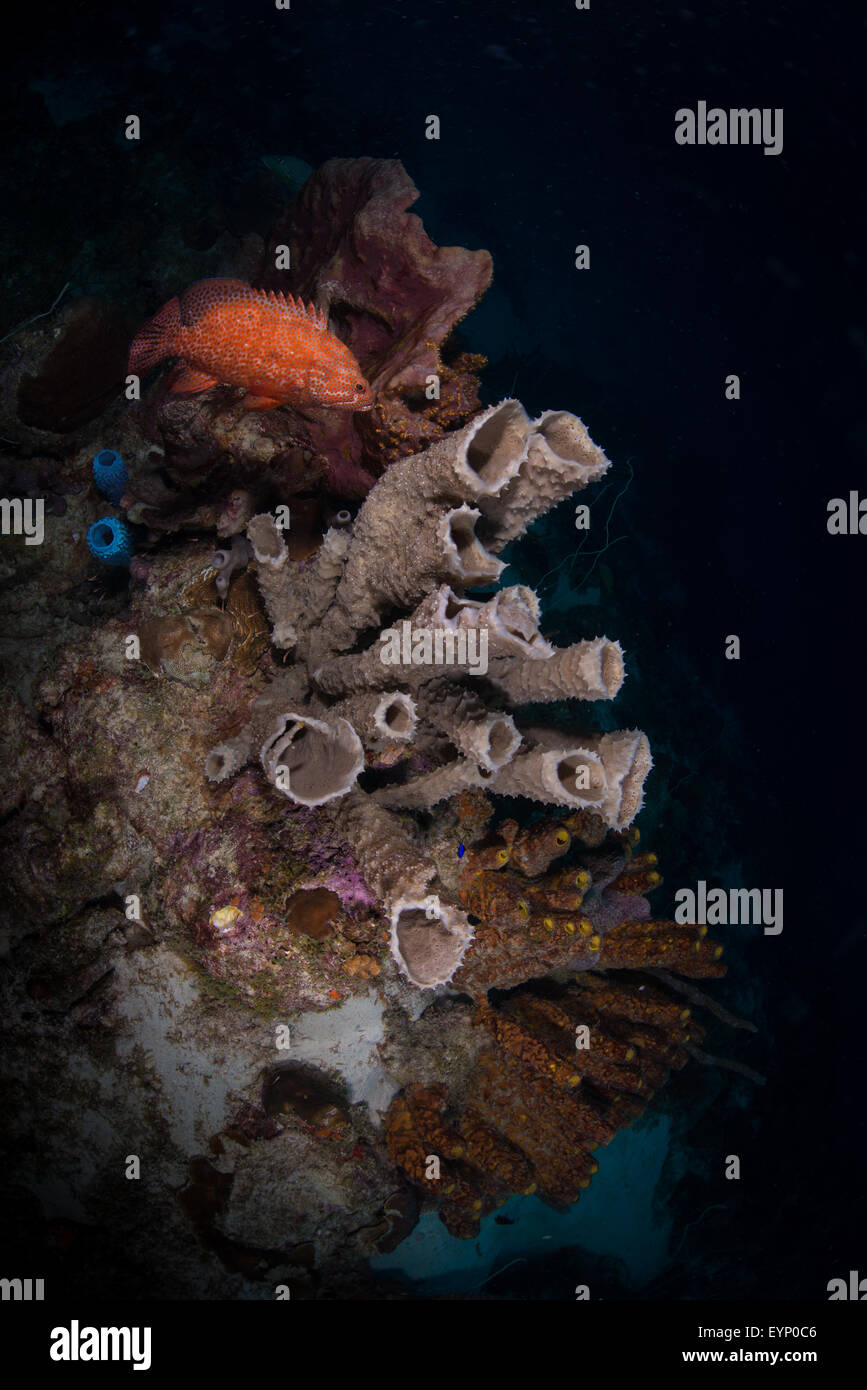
top-left (460, 713), bottom-right (521, 769)
top-left (247, 668), bottom-right (312, 745)
top-left (389, 895), bottom-right (474, 989)
top-left (307, 406), bottom-right (528, 662)
top-left (314, 586), bottom-right (495, 696)
top-left (437, 504), bottom-right (505, 587)
top-left (451, 585), bottom-right (554, 660)
top-left (416, 680), bottom-right (521, 771)
top-left (376, 398), bottom-right (530, 506)
top-left (212, 535), bottom-right (252, 600)
top-left (296, 526), bottom-right (353, 632)
top-left (491, 743), bottom-right (608, 811)
top-left (516, 726), bottom-right (653, 829)
top-left (487, 638), bottom-right (625, 704)
top-left (206, 393), bottom-right (651, 988)
top-left (329, 690), bottom-right (417, 747)
top-left (316, 583), bottom-right (547, 695)
top-left (339, 786), bottom-right (474, 984)
top-left (247, 513), bottom-right (295, 648)
top-left (247, 514), bottom-right (351, 653)
top-left (588, 729), bottom-right (653, 829)
top-left (479, 410), bottom-right (611, 551)
top-left (411, 398), bottom-right (530, 501)
top-left (261, 712), bottom-right (365, 807)
top-left (372, 759), bottom-right (489, 809)
top-left (204, 667), bottom-right (310, 784)
top-left (311, 503), bottom-right (505, 663)
top-left (204, 727), bottom-right (257, 784)
top-left (337, 790), bottom-right (436, 905)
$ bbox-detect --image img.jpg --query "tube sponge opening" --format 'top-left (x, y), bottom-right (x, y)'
top-left (439, 505), bottom-right (505, 585)
top-left (597, 730), bottom-right (653, 829)
top-left (389, 897), bottom-right (473, 988)
top-left (262, 713), bottom-right (364, 807)
top-left (86, 516), bottom-right (132, 566)
top-left (488, 638), bottom-right (625, 703)
top-left (204, 728), bottom-right (255, 783)
top-left (379, 693), bottom-right (415, 737)
top-left (492, 744), bottom-right (607, 811)
top-left (330, 691), bottom-right (418, 747)
top-left (91, 448), bottom-right (128, 502)
top-left (463, 399), bottom-right (530, 490)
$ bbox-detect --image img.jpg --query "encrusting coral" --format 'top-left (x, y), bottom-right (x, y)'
top-left (206, 398), bottom-right (653, 988)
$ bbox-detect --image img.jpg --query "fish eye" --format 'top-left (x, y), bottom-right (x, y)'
top-left (355, 382), bottom-right (365, 392)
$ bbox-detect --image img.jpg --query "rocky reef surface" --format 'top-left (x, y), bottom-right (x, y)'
top-left (0, 158), bottom-right (754, 1298)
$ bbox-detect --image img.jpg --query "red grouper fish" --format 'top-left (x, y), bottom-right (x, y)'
top-left (128, 277), bottom-right (374, 411)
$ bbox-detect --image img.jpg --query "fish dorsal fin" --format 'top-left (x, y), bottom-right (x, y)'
top-left (179, 278), bottom-right (256, 326)
top-left (260, 288), bottom-right (327, 331)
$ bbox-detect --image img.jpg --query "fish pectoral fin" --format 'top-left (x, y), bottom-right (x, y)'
top-left (241, 393), bottom-right (283, 410)
top-left (170, 364), bottom-right (220, 394)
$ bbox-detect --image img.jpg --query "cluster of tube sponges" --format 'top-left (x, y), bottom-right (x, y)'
top-left (204, 400), bottom-right (653, 989)
top-left (452, 812), bottom-right (725, 997)
top-left (385, 968), bottom-right (705, 1238)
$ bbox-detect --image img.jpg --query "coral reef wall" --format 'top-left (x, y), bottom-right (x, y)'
top-left (0, 157), bottom-right (752, 1295)
top-left (208, 396), bottom-right (653, 990)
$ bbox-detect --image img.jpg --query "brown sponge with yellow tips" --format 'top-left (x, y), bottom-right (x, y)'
top-left (507, 817), bottom-right (574, 876)
top-left (595, 920), bottom-right (726, 977)
top-left (385, 960), bottom-right (751, 1236)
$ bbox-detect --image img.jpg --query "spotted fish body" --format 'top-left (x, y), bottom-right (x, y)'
top-left (128, 277), bottom-right (373, 411)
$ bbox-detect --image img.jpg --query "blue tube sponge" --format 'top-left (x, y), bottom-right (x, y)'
top-left (87, 517), bottom-right (133, 567)
top-left (92, 449), bottom-right (128, 503)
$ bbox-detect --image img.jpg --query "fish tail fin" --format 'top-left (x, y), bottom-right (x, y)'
top-left (128, 297), bottom-right (182, 376)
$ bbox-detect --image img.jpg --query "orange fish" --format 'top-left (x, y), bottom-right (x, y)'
top-left (128, 277), bottom-right (373, 412)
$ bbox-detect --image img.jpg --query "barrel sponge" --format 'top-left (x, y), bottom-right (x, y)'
top-left (479, 410), bottom-right (611, 551)
top-left (389, 896), bottom-right (474, 989)
top-left (488, 638), bottom-right (625, 704)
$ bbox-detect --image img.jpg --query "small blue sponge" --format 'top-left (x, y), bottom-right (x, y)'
top-left (92, 449), bottom-right (128, 503)
top-left (87, 517), bottom-right (133, 567)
